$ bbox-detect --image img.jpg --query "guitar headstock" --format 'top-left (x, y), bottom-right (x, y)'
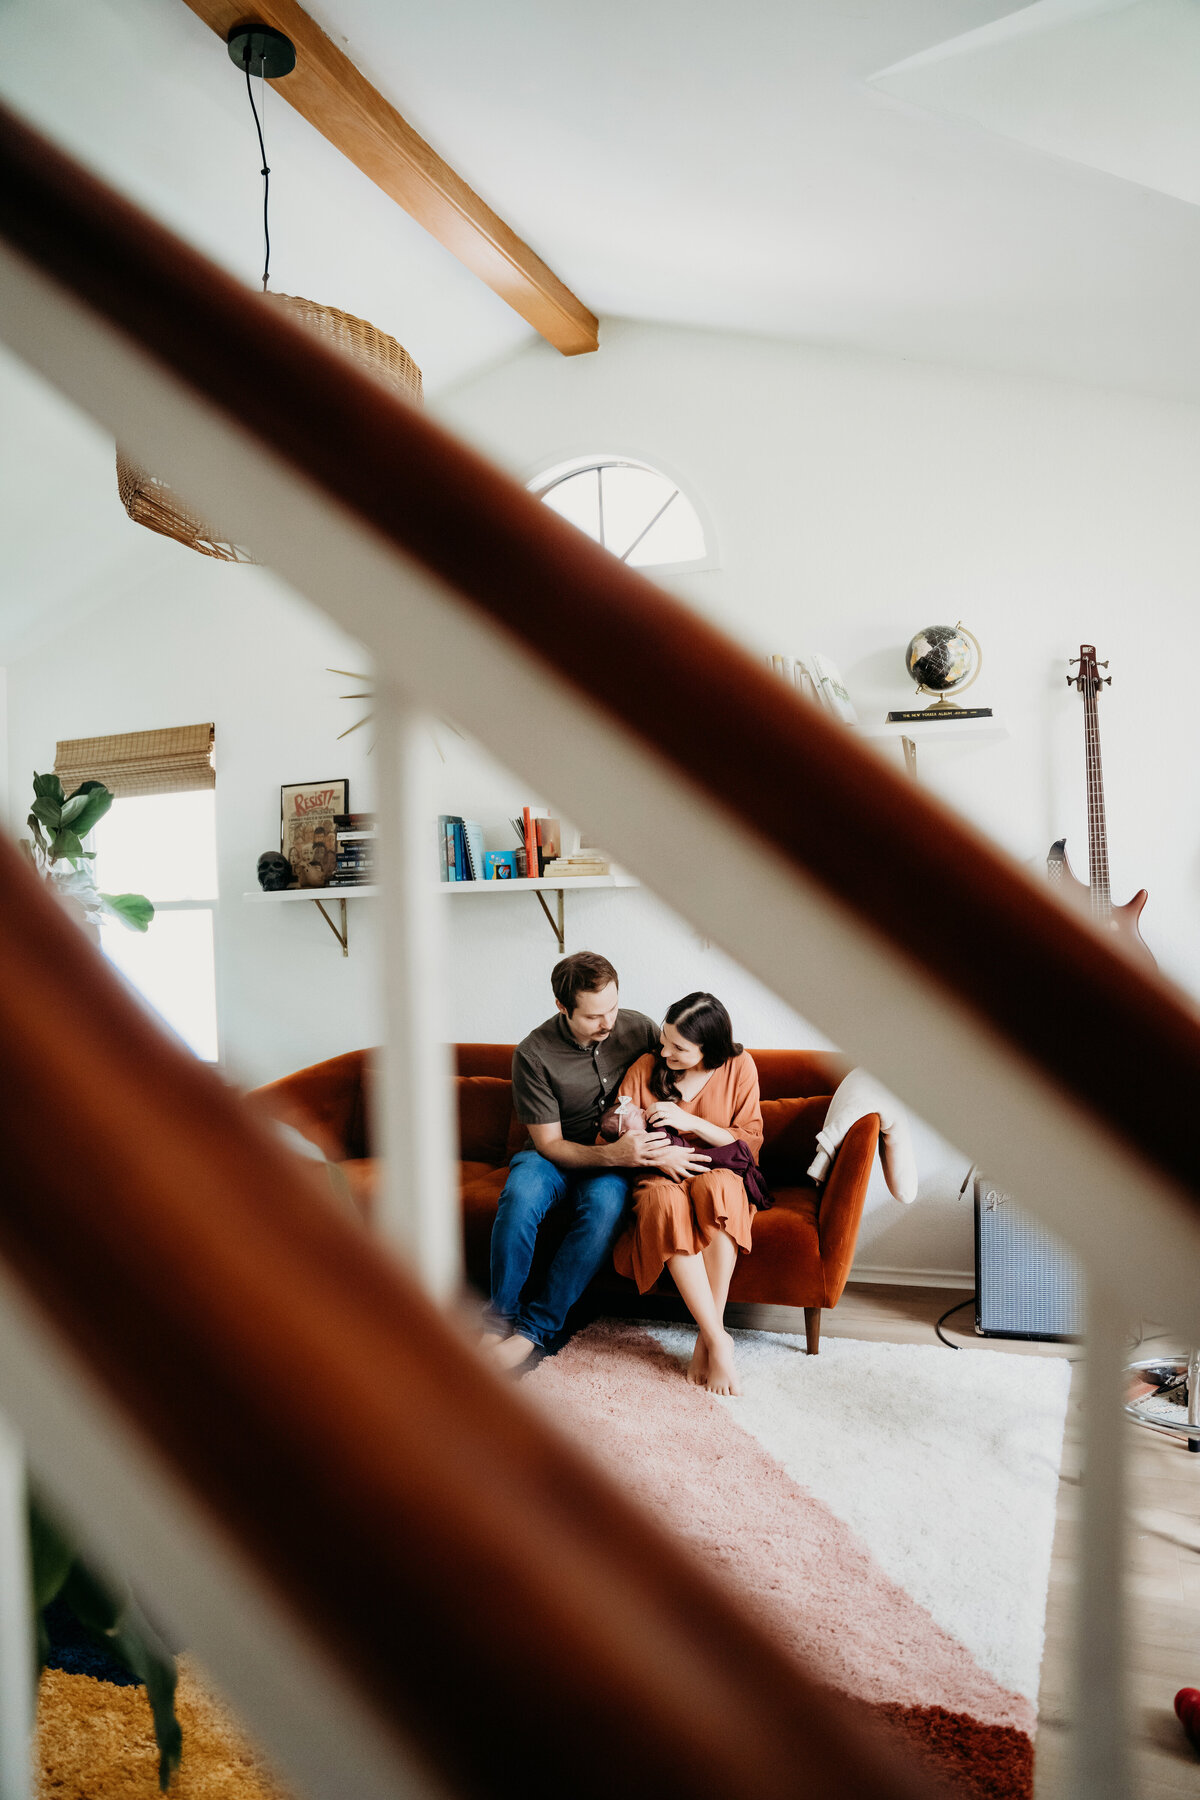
top-left (1068, 644), bottom-right (1111, 692)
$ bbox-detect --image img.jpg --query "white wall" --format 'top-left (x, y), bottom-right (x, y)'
top-left (10, 318), bottom-right (1200, 1280)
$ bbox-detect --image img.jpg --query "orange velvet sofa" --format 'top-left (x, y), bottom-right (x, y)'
top-left (251, 1044), bottom-right (879, 1352)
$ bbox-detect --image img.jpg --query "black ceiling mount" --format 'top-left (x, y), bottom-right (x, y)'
top-left (226, 24), bottom-right (296, 79)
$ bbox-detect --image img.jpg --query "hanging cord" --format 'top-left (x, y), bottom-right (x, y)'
top-left (243, 52), bottom-right (271, 290)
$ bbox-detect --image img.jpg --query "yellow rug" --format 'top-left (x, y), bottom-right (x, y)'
top-left (37, 1658), bottom-right (293, 1799)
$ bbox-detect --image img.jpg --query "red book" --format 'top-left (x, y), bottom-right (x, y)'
top-left (523, 806), bottom-right (538, 882)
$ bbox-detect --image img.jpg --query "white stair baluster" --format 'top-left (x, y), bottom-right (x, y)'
top-left (1071, 1290), bottom-right (1131, 1800)
top-left (0, 1412), bottom-right (33, 1800)
top-left (375, 693), bottom-right (460, 1301)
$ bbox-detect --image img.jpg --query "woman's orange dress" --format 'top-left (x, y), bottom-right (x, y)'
top-left (611, 1050), bottom-right (764, 1294)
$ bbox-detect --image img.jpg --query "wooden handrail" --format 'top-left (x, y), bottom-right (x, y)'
top-left (1, 101), bottom-right (1198, 1219)
top-left (0, 841), bottom-right (933, 1800)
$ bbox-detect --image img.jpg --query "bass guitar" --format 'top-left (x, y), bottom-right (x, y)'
top-left (1047, 643), bottom-right (1153, 967)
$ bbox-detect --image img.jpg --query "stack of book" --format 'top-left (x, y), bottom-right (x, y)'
top-left (766, 652), bottom-right (858, 725)
top-left (329, 813), bottom-right (377, 886)
top-left (511, 810), bottom-right (562, 879)
top-left (439, 815), bottom-right (485, 881)
top-left (541, 853), bottom-right (610, 878)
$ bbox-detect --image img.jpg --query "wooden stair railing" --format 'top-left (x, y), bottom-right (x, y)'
top-left (0, 839), bottom-right (932, 1800)
top-left (0, 100), bottom-right (1198, 1233)
top-left (0, 100), bottom-right (1198, 1800)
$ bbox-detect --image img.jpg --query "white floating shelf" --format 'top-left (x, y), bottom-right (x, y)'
top-left (244, 885), bottom-right (381, 902)
top-left (243, 872), bottom-right (639, 954)
top-left (443, 874), bottom-right (639, 893)
top-left (860, 720), bottom-right (1009, 745)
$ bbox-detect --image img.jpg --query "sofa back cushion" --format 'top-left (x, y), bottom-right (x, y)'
top-left (456, 1076), bottom-right (520, 1167)
top-left (759, 1096), bottom-right (830, 1186)
top-left (457, 1043), bottom-right (848, 1101)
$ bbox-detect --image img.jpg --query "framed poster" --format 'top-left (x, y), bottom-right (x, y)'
top-left (281, 779), bottom-right (348, 889)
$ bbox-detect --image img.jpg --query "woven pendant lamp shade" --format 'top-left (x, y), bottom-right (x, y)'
top-left (115, 292), bottom-right (423, 561)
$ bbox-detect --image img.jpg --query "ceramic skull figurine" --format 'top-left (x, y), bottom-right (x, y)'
top-left (257, 850), bottom-right (293, 891)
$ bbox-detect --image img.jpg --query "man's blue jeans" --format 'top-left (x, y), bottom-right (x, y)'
top-left (487, 1149), bottom-right (631, 1350)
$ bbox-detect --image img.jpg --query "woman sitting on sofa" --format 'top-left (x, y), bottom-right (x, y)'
top-left (610, 992), bottom-right (765, 1397)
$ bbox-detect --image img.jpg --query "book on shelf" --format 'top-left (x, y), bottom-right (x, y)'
top-left (885, 706), bottom-right (994, 723)
top-left (484, 851), bottom-right (519, 880)
top-left (334, 812), bottom-right (376, 829)
top-left (522, 806), bottom-right (538, 885)
top-left (767, 650), bottom-right (857, 724)
top-left (326, 872), bottom-right (374, 887)
top-left (438, 814), bottom-right (456, 882)
top-left (541, 855), bottom-right (610, 878)
top-left (535, 816), bottom-right (561, 863)
top-left (438, 815), bottom-right (486, 880)
top-left (810, 652), bottom-right (858, 725)
top-left (462, 820), bottom-right (484, 881)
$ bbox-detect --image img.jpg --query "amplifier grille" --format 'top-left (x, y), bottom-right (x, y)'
top-left (974, 1177), bottom-right (1083, 1340)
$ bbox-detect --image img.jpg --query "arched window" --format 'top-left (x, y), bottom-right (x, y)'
top-left (529, 456), bottom-right (710, 571)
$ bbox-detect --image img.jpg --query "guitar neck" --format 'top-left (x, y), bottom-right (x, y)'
top-left (1083, 678), bottom-right (1111, 919)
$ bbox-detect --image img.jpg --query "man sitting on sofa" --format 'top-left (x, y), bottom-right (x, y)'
top-left (483, 951), bottom-right (670, 1371)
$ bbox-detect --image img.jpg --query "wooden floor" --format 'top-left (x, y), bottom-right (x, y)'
top-left (725, 1282), bottom-right (1200, 1798)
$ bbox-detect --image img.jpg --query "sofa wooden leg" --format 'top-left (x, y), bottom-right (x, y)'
top-left (804, 1307), bottom-right (821, 1356)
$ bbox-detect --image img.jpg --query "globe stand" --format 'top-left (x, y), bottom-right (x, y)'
top-left (909, 695), bottom-right (994, 715)
top-left (886, 623), bottom-right (992, 728)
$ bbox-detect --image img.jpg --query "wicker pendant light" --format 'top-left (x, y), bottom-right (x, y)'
top-left (116, 26), bottom-right (422, 562)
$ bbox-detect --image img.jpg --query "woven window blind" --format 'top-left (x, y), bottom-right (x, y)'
top-left (54, 723), bottom-right (215, 798)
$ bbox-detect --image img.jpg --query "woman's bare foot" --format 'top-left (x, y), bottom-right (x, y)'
top-left (493, 1333), bottom-right (537, 1372)
top-left (687, 1335), bottom-right (709, 1385)
top-left (704, 1330), bottom-right (742, 1397)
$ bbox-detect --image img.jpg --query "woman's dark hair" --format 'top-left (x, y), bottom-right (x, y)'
top-left (650, 992), bottom-right (742, 1101)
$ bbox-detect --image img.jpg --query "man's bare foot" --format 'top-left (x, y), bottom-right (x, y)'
top-left (687, 1335), bottom-right (709, 1385)
top-left (704, 1330), bottom-right (742, 1397)
top-left (493, 1333), bottom-right (537, 1372)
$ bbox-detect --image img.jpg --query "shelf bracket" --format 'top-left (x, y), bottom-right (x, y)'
top-left (314, 896), bottom-right (350, 956)
top-left (901, 734), bottom-right (918, 779)
top-left (534, 887), bottom-right (566, 954)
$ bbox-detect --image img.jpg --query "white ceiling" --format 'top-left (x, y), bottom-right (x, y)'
top-left (4, 0), bottom-right (1200, 656)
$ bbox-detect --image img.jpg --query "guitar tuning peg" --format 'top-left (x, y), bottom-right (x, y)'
top-left (1069, 656), bottom-right (1081, 665)
top-left (1105, 676), bottom-right (1112, 686)
top-left (1066, 674), bottom-right (1074, 685)
top-left (1099, 660), bottom-right (1109, 668)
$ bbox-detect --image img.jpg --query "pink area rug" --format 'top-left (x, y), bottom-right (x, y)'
top-left (526, 1321), bottom-right (1071, 1800)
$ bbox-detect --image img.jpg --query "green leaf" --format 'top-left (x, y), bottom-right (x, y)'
top-left (101, 893), bottom-right (154, 932)
top-left (59, 1558), bottom-right (123, 1634)
top-left (59, 793), bottom-right (91, 826)
top-left (32, 772), bottom-right (64, 805)
top-left (68, 788), bottom-right (114, 837)
top-left (27, 1498), bottom-right (75, 1613)
top-left (49, 829), bottom-right (84, 865)
top-left (30, 796), bottom-right (62, 831)
top-left (60, 1565), bottom-right (183, 1790)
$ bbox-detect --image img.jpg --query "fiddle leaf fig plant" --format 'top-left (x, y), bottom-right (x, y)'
top-left (21, 773), bottom-right (154, 934)
top-left (30, 1491), bottom-right (183, 1790)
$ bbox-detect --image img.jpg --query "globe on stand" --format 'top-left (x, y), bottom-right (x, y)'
top-left (904, 622), bottom-right (982, 711)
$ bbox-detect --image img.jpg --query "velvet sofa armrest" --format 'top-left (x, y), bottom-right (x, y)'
top-left (816, 1112), bottom-right (879, 1307)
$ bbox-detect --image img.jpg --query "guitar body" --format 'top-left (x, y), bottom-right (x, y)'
top-left (1047, 837), bottom-right (1154, 968)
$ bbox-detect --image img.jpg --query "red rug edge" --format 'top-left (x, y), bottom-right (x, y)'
top-left (872, 1700), bottom-right (1033, 1800)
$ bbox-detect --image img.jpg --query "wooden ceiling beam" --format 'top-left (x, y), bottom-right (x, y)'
top-left (180, 0), bottom-right (598, 354)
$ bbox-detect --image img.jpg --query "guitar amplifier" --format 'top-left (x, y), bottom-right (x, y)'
top-left (974, 1176), bottom-right (1083, 1341)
